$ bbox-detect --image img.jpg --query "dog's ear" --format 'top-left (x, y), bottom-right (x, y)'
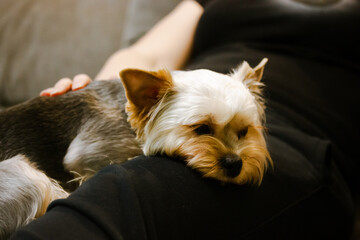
top-left (120, 68), bottom-right (173, 111)
top-left (230, 58), bottom-right (268, 92)
top-left (231, 58), bottom-right (268, 121)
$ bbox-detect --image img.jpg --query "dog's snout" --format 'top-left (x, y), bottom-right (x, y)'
top-left (220, 154), bottom-right (243, 178)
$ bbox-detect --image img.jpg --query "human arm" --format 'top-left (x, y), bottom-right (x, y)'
top-left (40, 0), bottom-right (203, 96)
top-left (96, 0), bottom-right (204, 79)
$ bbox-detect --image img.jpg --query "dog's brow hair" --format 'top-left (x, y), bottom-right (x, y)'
top-left (185, 116), bottom-right (215, 128)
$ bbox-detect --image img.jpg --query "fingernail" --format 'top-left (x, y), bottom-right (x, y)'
top-left (40, 89), bottom-right (51, 96)
top-left (49, 90), bottom-right (59, 96)
top-left (72, 82), bottom-right (81, 90)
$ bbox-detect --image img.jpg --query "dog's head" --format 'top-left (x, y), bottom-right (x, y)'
top-left (120, 58), bottom-right (272, 185)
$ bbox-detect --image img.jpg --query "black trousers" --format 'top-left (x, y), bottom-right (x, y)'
top-left (11, 111), bottom-right (354, 239)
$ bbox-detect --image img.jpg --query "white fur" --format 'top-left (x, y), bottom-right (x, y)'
top-left (172, 69), bottom-right (259, 124)
top-left (64, 120), bottom-right (141, 179)
top-left (142, 68), bottom-right (260, 156)
top-left (0, 155), bottom-right (68, 239)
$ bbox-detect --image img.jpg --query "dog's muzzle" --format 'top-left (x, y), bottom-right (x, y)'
top-left (220, 153), bottom-right (243, 178)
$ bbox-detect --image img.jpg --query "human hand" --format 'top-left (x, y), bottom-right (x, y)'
top-left (40, 74), bottom-right (92, 97)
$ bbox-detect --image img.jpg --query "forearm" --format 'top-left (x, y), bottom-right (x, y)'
top-left (95, 0), bottom-right (203, 80)
top-left (41, 1), bottom-right (203, 95)
top-left (94, 48), bottom-right (157, 80)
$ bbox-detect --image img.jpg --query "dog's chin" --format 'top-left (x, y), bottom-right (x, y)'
top-left (187, 156), bottom-right (267, 186)
top-left (171, 138), bottom-right (269, 186)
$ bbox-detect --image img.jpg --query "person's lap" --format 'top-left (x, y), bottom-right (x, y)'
top-left (12, 126), bottom-right (354, 239)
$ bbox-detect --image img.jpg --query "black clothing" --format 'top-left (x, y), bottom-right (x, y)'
top-left (12, 0), bottom-right (359, 239)
top-left (189, 0), bottom-right (360, 189)
top-left (194, 0), bottom-right (212, 7)
top-left (12, 151), bottom-right (353, 239)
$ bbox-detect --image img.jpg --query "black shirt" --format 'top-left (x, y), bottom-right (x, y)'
top-left (187, 0), bottom-right (360, 189)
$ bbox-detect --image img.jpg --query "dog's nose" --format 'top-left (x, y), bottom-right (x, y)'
top-left (220, 153), bottom-right (243, 178)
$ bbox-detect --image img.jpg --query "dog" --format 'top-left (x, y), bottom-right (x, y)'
top-left (0, 58), bottom-right (271, 239)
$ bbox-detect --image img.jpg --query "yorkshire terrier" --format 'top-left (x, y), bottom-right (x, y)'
top-left (0, 58), bottom-right (271, 239)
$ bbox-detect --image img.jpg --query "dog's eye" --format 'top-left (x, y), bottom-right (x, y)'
top-left (194, 124), bottom-right (213, 135)
top-left (237, 127), bottom-right (248, 139)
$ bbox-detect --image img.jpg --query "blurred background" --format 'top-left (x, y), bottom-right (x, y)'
top-left (0, 0), bottom-right (179, 108)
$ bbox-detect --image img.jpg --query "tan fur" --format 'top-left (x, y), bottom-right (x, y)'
top-left (0, 155), bottom-right (68, 239)
top-left (173, 122), bottom-right (271, 185)
top-left (120, 69), bottom-right (174, 140)
top-left (120, 59), bottom-right (272, 186)
top-left (231, 58), bottom-right (268, 118)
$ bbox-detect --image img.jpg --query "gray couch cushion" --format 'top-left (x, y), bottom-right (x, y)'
top-left (0, 0), bottom-right (128, 106)
top-left (121, 0), bottom-right (180, 47)
top-left (0, 0), bottom-right (181, 107)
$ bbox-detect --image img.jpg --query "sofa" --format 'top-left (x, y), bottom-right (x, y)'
top-left (0, 0), bottom-right (179, 108)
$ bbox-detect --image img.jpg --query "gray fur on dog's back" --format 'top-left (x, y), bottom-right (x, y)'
top-left (0, 80), bottom-right (142, 238)
top-left (0, 79), bottom-right (142, 190)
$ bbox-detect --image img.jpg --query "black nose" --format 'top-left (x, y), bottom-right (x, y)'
top-left (220, 154), bottom-right (243, 178)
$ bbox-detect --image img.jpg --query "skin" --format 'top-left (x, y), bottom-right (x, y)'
top-left (40, 0), bottom-right (203, 97)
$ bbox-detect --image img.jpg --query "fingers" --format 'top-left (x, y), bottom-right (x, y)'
top-left (52, 78), bottom-right (73, 96)
top-left (72, 74), bottom-right (92, 91)
top-left (40, 74), bottom-right (92, 97)
top-left (40, 78), bottom-right (72, 97)
top-left (40, 88), bottom-right (55, 97)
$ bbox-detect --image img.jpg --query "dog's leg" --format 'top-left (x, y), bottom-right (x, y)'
top-left (0, 155), bottom-right (68, 239)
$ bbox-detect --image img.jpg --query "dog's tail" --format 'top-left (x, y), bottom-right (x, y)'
top-left (0, 155), bottom-right (68, 239)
